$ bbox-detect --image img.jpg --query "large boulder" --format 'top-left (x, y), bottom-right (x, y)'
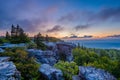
top-left (0, 57), bottom-right (10, 62)
top-left (39, 64), bottom-right (64, 80)
top-left (0, 62), bottom-right (21, 80)
top-left (72, 75), bottom-right (81, 80)
top-left (73, 66), bottom-right (116, 80)
top-left (56, 42), bottom-right (76, 61)
top-left (0, 48), bottom-right (5, 53)
top-left (27, 49), bottom-right (57, 66)
top-left (44, 42), bottom-right (59, 60)
top-left (44, 42), bottom-right (57, 51)
top-left (0, 43), bottom-right (26, 49)
top-left (27, 42), bottom-right (76, 65)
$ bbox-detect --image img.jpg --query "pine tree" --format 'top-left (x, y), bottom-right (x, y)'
top-left (10, 24), bottom-right (30, 43)
top-left (34, 32), bottom-right (46, 50)
top-left (45, 34), bottom-right (49, 42)
top-left (6, 31), bottom-right (10, 40)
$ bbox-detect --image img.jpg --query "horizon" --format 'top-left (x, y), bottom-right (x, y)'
top-left (0, 0), bottom-right (120, 39)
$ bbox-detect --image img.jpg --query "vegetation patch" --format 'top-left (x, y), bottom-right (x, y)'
top-left (0, 48), bottom-right (40, 80)
top-left (54, 61), bottom-right (79, 80)
top-left (72, 47), bottom-right (120, 79)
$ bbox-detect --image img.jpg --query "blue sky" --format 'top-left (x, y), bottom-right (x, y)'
top-left (0, 0), bottom-right (120, 38)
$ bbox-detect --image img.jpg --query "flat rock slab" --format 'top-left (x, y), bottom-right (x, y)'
top-left (0, 62), bottom-right (21, 80)
top-left (0, 57), bottom-right (10, 62)
top-left (39, 64), bottom-right (64, 80)
top-left (79, 66), bottom-right (116, 80)
top-left (72, 75), bottom-right (81, 80)
top-left (0, 48), bottom-right (5, 53)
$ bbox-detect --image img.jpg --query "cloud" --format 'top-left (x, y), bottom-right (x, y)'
top-left (75, 24), bottom-right (90, 31)
top-left (68, 34), bottom-right (93, 38)
top-left (80, 35), bottom-right (93, 38)
top-left (89, 7), bottom-right (120, 22)
top-left (58, 7), bottom-right (120, 24)
top-left (16, 19), bottom-right (47, 32)
top-left (47, 25), bottom-right (63, 32)
top-left (58, 11), bottom-right (91, 23)
top-left (44, 5), bottom-right (59, 15)
top-left (58, 11), bottom-right (79, 22)
top-left (69, 34), bottom-right (78, 38)
top-left (107, 34), bottom-right (120, 38)
top-left (0, 0), bottom-right (59, 33)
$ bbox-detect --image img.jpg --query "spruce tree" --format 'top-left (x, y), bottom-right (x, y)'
top-left (6, 31), bottom-right (10, 40)
top-left (34, 32), bottom-right (46, 50)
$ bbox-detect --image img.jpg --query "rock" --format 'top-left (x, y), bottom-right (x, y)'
top-left (77, 66), bottom-right (116, 80)
top-left (44, 42), bottom-right (57, 51)
top-left (0, 48), bottom-right (5, 53)
top-left (0, 43), bottom-right (26, 49)
top-left (72, 75), bottom-right (81, 80)
top-left (27, 49), bottom-right (57, 66)
top-left (39, 64), bottom-right (64, 80)
top-left (0, 57), bottom-right (10, 62)
top-left (56, 42), bottom-right (76, 61)
top-left (0, 62), bottom-right (21, 80)
top-left (27, 42), bottom-right (76, 65)
top-left (44, 42), bottom-right (59, 60)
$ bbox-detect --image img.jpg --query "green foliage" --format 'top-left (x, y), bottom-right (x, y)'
top-left (47, 37), bottom-right (61, 42)
top-left (0, 34), bottom-right (30, 44)
top-left (10, 33), bottom-right (30, 44)
top-left (34, 32), bottom-right (47, 50)
top-left (72, 47), bottom-right (98, 65)
top-left (37, 42), bottom-right (47, 50)
top-left (5, 31), bottom-right (11, 40)
top-left (84, 57), bottom-right (118, 73)
top-left (0, 48), bottom-right (40, 80)
top-left (0, 38), bottom-right (10, 44)
top-left (27, 42), bottom-right (37, 49)
top-left (72, 47), bottom-right (120, 79)
top-left (33, 32), bottom-right (61, 50)
top-left (54, 61), bottom-right (78, 80)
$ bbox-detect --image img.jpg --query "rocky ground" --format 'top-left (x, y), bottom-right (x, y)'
top-left (0, 42), bottom-right (117, 80)
top-left (0, 57), bottom-right (21, 80)
top-left (73, 66), bottom-right (116, 80)
top-left (39, 64), bottom-right (64, 80)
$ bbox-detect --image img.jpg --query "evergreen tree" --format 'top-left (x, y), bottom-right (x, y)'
top-left (45, 34), bottom-right (49, 42)
top-left (6, 31), bottom-right (10, 40)
top-left (10, 25), bottom-right (30, 43)
top-left (34, 32), bottom-right (46, 50)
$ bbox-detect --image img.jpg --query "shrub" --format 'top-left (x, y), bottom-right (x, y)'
top-left (54, 61), bottom-right (78, 80)
top-left (27, 42), bottom-right (37, 49)
top-left (72, 47), bottom-right (120, 79)
top-left (0, 38), bottom-right (10, 44)
top-left (0, 48), bottom-right (40, 80)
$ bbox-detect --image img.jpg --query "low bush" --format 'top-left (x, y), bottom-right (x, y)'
top-left (54, 61), bottom-right (78, 80)
top-left (0, 48), bottom-right (40, 80)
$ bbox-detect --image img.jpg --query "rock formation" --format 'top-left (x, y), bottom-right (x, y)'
top-left (28, 42), bottom-right (76, 66)
top-left (0, 57), bottom-right (21, 80)
top-left (56, 42), bottom-right (76, 61)
top-left (0, 48), bottom-right (5, 53)
top-left (0, 57), bottom-right (10, 62)
top-left (39, 64), bottom-right (64, 80)
top-left (73, 66), bottom-right (116, 80)
top-left (27, 49), bottom-right (57, 66)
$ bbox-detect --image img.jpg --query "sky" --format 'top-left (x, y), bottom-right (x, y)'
top-left (0, 0), bottom-right (120, 39)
